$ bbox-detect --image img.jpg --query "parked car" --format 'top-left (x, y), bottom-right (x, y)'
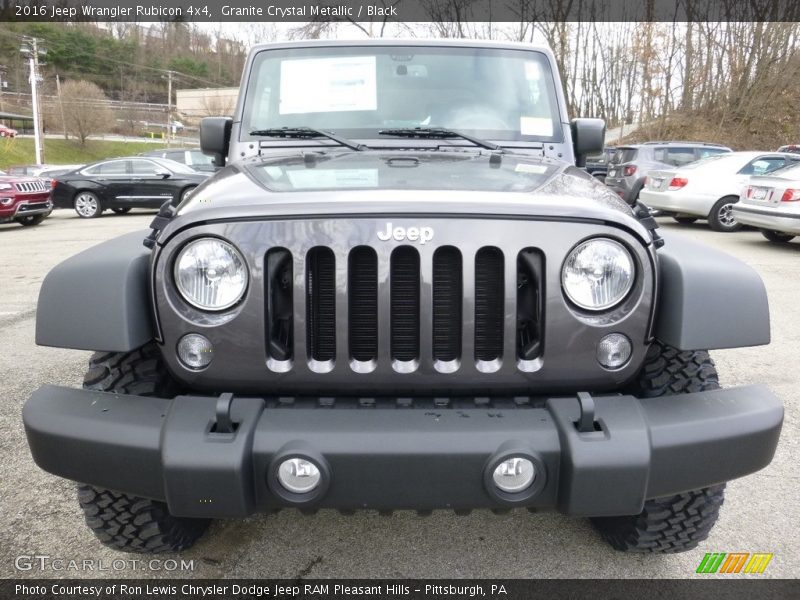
top-left (776, 144), bottom-right (800, 154)
top-left (733, 161), bottom-right (800, 243)
top-left (140, 148), bottom-right (218, 173)
top-left (605, 141), bottom-right (731, 204)
top-left (51, 156), bottom-right (208, 218)
top-left (24, 39), bottom-right (782, 557)
top-left (0, 174), bottom-right (52, 227)
top-left (640, 151), bottom-right (800, 231)
top-left (0, 124), bottom-right (18, 138)
top-left (6, 164), bottom-right (83, 177)
top-left (584, 146), bottom-right (615, 182)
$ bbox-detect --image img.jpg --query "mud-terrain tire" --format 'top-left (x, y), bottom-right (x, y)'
top-left (77, 486), bottom-right (208, 553)
top-left (590, 341), bottom-right (725, 552)
top-left (78, 343), bottom-right (209, 553)
top-left (592, 485), bottom-right (726, 553)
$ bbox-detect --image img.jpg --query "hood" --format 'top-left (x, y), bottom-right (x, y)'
top-left (166, 150), bottom-right (647, 242)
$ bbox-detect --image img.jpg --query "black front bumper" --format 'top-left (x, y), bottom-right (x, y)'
top-left (23, 385), bottom-right (783, 518)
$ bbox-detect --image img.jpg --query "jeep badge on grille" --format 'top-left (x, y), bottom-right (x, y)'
top-left (377, 222), bottom-right (434, 244)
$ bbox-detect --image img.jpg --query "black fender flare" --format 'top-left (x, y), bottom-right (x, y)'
top-left (654, 231), bottom-right (770, 350)
top-left (35, 231), bottom-right (154, 352)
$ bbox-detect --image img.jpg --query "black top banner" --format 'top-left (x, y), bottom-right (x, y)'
top-left (1, 0), bottom-right (799, 23)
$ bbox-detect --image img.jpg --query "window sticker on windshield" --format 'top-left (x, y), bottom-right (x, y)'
top-left (279, 56), bottom-right (377, 115)
top-left (515, 163), bottom-right (548, 175)
top-left (286, 169), bottom-right (379, 189)
top-left (524, 61), bottom-right (541, 80)
top-left (520, 116), bottom-right (553, 137)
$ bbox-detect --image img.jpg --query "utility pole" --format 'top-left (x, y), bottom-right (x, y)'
top-left (0, 65), bottom-right (7, 112)
top-left (56, 74), bottom-right (67, 140)
top-left (20, 37), bottom-right (46, 165)
top-left (165, 70), bottom-right (173, 147)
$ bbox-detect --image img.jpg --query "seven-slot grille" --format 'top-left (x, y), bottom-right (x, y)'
top-left (15, 180), bottom-right (48, 193)
top-left (265, 245), bottom-right (544, 372)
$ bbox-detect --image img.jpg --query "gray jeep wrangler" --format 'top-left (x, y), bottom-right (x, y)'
top-left (24, 40), bottom-right (783, 554)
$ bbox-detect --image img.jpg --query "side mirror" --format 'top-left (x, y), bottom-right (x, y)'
top-left (571, 118), bottom-right (605, 167)
top-left (154, 169), bottom-right (171, 179)
top-left (201, 117), bottom-right (233, 168)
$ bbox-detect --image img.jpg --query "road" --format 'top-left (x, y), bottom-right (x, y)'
top-left (0, 211), bottom-right (797, 579)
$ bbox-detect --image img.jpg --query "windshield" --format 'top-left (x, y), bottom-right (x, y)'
top-left (765, 161), bottom-right (800, 178)
top-left (241, 45), bottom-right (563, 143)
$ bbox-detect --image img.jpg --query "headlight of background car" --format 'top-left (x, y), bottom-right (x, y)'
top-left (174, 238), bottom-right (248, 310)
top-left (562, 238), bottom-right (634, 310)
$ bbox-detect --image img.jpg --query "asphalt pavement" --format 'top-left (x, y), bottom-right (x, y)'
top-left (1, 210), bottom-right (797, 579)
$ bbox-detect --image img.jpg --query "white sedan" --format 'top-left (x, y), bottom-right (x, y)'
top-left (639, 151), bottom-right (800, 232)
top-left (733, 162), bottom-right (800, 243)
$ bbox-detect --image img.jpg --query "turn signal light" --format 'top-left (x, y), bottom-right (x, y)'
top-left (50, 179), bottom-right (58, 189)
top-left (780, 188), bottom-right (800, 202)
top-left (668, 177), bottom-right (688, 190)
top-left (623, 165), bottom-right (637, 176)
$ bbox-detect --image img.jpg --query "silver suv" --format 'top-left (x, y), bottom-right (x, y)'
top-left (606, 141), bottom-right (731, 204)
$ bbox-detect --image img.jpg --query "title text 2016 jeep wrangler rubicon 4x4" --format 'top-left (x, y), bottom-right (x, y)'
top-left (24, 40), bottom-right (782, 554)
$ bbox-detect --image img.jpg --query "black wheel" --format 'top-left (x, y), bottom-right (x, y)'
top-left (16, 214), bottom-right (46, 226)
top-left (112, 207), bottom-right (132, 215)
top-left (708, 196), bottom-right (741, 232)
top-left (78, 343), bottom-right (209, 553)
top-left (673, 216), bottom-right (698, 225)
top-left (761, 229), bottom-right (795, 243)
top-left (180, 186), bottom-right (197, 203)
top-left (590, 341), bottom-right (725, 553)
top-left (74, 191), bottom-right (103, 218)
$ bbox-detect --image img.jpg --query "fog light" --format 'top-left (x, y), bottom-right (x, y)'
top-left (597, 333), bottom-right (632, 369)
top-left (278, 458), bottom-right (321, 494)
top-left (177, 333), bottom-right (214, 369)
top-left (492, 457), bottom-right (535, 493)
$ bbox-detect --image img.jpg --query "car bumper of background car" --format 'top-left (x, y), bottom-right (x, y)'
top-left (24, 384), bottom-right (782, 519)
top-left (0, 199), bottom-right (52, 222)
top-left (733, 205), bottom-right (800, 235)
top-left (639, 189), bottom-right (713, 215)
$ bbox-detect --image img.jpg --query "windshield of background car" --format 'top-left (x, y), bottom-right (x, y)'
top-left (764, 162), bottom-right (800, 178)
top-left (610, 148), bottom-right (637, 164)
top-left (153, 158), bottom-right (198, 174)
top-left (241, 46), bottom-right (563, 143)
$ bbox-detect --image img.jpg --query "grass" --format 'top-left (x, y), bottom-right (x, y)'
top-left (0, 137), bottom-right (168, 169)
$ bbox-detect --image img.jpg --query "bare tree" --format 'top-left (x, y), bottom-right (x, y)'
top-left (59, 80), bottom-right (114, 144)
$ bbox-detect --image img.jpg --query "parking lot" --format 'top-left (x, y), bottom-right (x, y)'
top-left (0, 210), bottom-right (797, 579)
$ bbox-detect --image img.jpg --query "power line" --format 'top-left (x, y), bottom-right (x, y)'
top-left (0, 26), bottom-right (229, 88)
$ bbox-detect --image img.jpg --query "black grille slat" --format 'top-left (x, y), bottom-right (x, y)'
top-left (349, 247), bottom-right (378, 361)
top-left (306, 247), bottom-right (336, 361)
top-left (432, 246), bottom-right (462, 361)
top-left (475, 247), bottom-right (504, 361)
top-left (517, 249), bottom-right (544, 360)
top-left (390, 246), bottom-right (420, 362)
top-left (265, 248), bottom-right (293, 361)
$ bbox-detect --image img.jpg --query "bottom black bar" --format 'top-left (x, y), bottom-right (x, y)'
top-left (1, 579), bottom-right (794, 600)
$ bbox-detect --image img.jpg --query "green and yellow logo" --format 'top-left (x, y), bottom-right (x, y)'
top-left (696, 552), bottom-right (773, 574)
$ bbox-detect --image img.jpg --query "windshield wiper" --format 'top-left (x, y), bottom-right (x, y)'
top-left (249, 127), bottom-right (367, 151)
top-left (378, 127), bottom-right (503, 152)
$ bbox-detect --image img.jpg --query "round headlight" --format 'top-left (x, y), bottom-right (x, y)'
top-left (562, 239), bottom-right (634, 310)
top-left (174, 238), bottom-right (248, 310)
